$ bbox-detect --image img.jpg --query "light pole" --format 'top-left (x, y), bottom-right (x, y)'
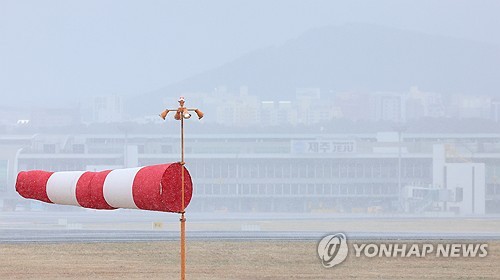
top-left (159, 97), bottom-right (204, 280)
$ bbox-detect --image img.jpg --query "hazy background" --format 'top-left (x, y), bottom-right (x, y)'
top-left (2, 0), bottom-right (500, 108)
top-left (1, 1), bottom-right (500, 239)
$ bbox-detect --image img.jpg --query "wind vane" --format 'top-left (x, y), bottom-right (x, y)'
top-left (160, 96), bottom-right (203, 280)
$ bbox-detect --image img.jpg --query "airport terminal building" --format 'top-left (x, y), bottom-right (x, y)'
top-left (1, 131), bottom-right (500, 214)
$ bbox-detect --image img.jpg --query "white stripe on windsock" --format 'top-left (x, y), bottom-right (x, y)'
top-left (103, 167), bottom-right (142, 209)
top-left (46, 171), bottom-right (86, 207)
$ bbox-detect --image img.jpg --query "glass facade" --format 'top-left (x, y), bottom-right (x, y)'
top-left (8, 133), bottom-right (500, 213)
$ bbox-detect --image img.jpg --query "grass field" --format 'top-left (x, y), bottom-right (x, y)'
top-left (1, 240), bottom-right (499, 279)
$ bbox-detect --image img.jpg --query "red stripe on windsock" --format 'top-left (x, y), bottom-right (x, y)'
top-left (75, 170), bottom-right (115, 210)
top-left (161, 164), bottom-right (193, 212)
top-left (15, 170), bottom-right (54, 203)
top-left (132, 163), bottom-right (193, 212)
top-left (132, 164), bottom-right (171, 212)
top-left (90, 170), bottom-right (116, 209)
top-left (75, 172), bottom-right (95, 208)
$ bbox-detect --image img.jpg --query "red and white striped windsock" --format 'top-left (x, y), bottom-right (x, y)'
top-left (15, 163), bottom-right (193, 213)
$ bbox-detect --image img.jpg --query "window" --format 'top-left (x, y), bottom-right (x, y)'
top-left (0, 160), bottom-right (7, 191)
top-left (364, 185), bottom-right (372, 195)
top-left (266, 184), bottom-right (274, 195)
top-left (228, 164), bottom-right (237, 178)
top-left (204, 165), bottom-right (213, 178)
top-left (340, 165), bottom-right (348, 178)
top-left (382, 185), bottom-right (389, 194)
top-left (348, 186), bottom-right (355, 195)
top-left (283, 184), bottom-right (290, 195)
top-left (43, 144), bottom-right (56, 153)
top-left (308, 184), bottom-right (315, 195)
top-left (205, 184), bottom-right (212, 195)
top-left (299, 185), bottom-right (307, 195)
top-left (275, 165), bottom-right (283, 178)
top-left (340, 185), bottom-right (348, 195)
top-left (250, 184), bottom-right (258, 195)
top-left (332, 185), bottom-right (339, 195)
top-left (291, 164), bottom-right (299, 178)
top-left (250, 164), bottom-right (258, 178)
top-left (259, 184), bottom-right (266, 195)
top-left (356, 185), bottom-right (364, 195)
top-left (373, 163), bottom-right (381, 178)
top-left (315, 185), bottom-right (323, 195)
top-left (277, 184), bottom-right (284, 195)
top-left (266, 164), bottom-right (274, 178)
top-left (316, 163), bottom-right (324, 178)
top-left (389, 163), bottom-right (398, 177)
top-left (365, 164), bottom-right (372, 178)
top-left (239, 164), bottom-right (250, 178)
top-left (307, 165), bottom-right (315, 178)
top-left (221, 163), bottom-right (228, 178)
top-left (324, 162), bottom-right (332, 178)
top-left (323, 184), bottom-right (331, 195)
top-left (214, 163), bottom-right (221, 178)
top-left (213, 185), bottom-right (220, 195)
top-left (221, 185), bottom-right (229, 195)
top-left (242, 184), bottom-right (249, 195)
top-left (355, 163), bottom-right (364, 178)
top-left (299, 165), bottom-right (307, 178)
top-left (228, 184), bottom-right (237, 195)
top-left (381, 163), bottom-right (389, 178)
top-left (161, 145), bottom-right (172, 153)
top-left (259, 165), bottom-right (266, 178)
top-left (73, 144), bottom-right (85, 154)
top-left (283, 164), bottom-right (291, 178)
top-left (137, 145), bottom-right (145, 154)
top-left (347, 163), bottom-right (355, 178)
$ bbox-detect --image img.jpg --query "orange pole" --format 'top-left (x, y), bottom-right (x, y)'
top-left (180, 212), bottom-right (186, 280)
top-left (180, 115), bottom-right (186, 280)
top-left (160, 98), bottom-right (201, 280)
top-left (181, 112), bottom-right (185, 206)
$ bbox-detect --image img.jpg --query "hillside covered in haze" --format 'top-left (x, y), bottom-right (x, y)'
top-left (129, 24), bottom-right (500, 115)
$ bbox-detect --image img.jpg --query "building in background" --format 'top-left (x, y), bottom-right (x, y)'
top-left (450, 94), bottom-right (492, 119)
top-left (3, 130), bottom-right (500, 214)
top-left (149, 86), bottom-right (499, 126)
top-left (370, 92), bottom-right (407, 122)
top-left (332, 91), bottom-right (371, 120)
top-left (406, 87), bottom-right (447, 120)
top-left (81, 95), bottom-right (124, 123)
top-left (491, 99), bottom-right (500, 122)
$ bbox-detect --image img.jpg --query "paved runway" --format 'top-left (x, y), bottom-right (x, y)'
top-left (1, 211), bottom-right (499, 243)
top-left (0, 229), bottom-right (498, 243)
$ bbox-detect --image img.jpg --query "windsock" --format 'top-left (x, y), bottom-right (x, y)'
top-left (15, 163), bottom-right (192, 213)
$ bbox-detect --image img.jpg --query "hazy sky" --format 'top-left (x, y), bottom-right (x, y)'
top-left (1, 0), bottom-right (499, 107)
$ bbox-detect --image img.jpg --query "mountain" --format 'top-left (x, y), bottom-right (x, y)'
top-left (129, 24), bottom-right (500, 115)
